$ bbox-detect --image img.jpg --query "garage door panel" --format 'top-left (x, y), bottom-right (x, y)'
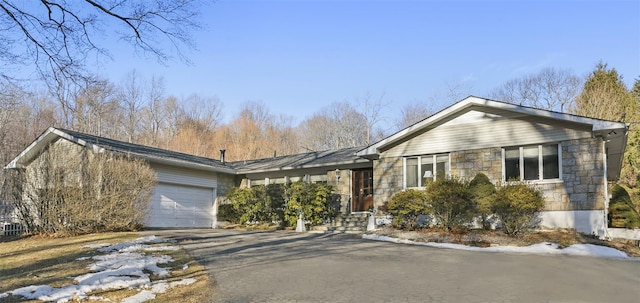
top-left (148, 183), bottom-right (214, 228)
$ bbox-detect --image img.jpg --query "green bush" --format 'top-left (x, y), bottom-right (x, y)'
top-left (491, 182), bottom-right (545, 236)
top-left (283, 182), bottom-right (335, 227)
top-left (383, 189), bottom-right (429, 230)
top-left (265, 184), bottom-right (286, 223)
top-left (608, 184), bottom-right (640, 228)
top-left (226, 187), bottom-right (258, 224)
top-left (226, 185), bottom-right (285, 225)
top-left (469, 173), bottom-right (496, 230)
top-left (217, 204), bottom-right (241, 223)
top-left (426, 177), bottom-right (474, 231)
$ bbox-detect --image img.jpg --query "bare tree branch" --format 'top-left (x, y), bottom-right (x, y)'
top-left (0, 0), bottom-right (203, 82)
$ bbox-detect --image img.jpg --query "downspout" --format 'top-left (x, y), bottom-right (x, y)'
top-left (602, 139), bottom-right (610, 240)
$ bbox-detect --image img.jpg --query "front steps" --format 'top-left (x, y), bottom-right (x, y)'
top-left (310, 213), bottom-right (370, 234)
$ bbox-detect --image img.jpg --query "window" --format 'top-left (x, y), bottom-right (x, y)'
top-left (404, 154), bottom-right (449, 188)
top-left (502, 144), bottom-right (561, 181)
top-left (249, 178), bottom-right (265, 187)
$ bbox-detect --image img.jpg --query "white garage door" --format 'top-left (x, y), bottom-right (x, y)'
top-left (148, 183), bottom-right (215, 228)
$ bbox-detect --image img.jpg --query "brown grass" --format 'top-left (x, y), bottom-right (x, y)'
top-left (0, 232), bottom-right (214, 303)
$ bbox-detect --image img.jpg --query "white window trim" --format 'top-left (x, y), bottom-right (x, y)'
top-left (403, 154), bottom-right (450, 189)
top-left (501, 143), bottom-right (562, 182)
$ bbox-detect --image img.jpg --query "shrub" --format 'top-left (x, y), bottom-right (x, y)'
top-left (217, 204), bottom-right (241, 223)
top-left (608, 184), bottom-right (640, 228)
top-left (426, 177), bottom-right (474, 231)
top-left (469, 173), bottom-right (496, 230)
top-left (284, 182), bottom-right (335, 227)
top-left (227, 184), bottom-right (286, 225)
top-left (265, 184), bottom-right (286, 223)
top-left (491, 182), bottom-right (545, 236)
top-left (226, 187), bottom-right (258, 224)
top-left (383, 189), bottom-right (429, 230)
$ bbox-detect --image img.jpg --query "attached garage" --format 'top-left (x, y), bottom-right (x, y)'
top-left (4, 127), bottom-right (237, 229)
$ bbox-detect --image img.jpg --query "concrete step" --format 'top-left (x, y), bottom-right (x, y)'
top-left (327, 226), bottom-right (365, 232)
top-left (310, 214), bottom-right (371, 234)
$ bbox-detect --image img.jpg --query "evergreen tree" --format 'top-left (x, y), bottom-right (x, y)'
top-left (573, 62), bottom-right (637, 122)
top-left (573, 63), bottom-right (639, 186)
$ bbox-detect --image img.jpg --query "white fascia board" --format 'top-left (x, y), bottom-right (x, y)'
top-left (4, 127), bottom-right (106, 169)
top-left (5, 127), bottom-right (57, 169)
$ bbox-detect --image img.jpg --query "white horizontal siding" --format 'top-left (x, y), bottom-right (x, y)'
top-left (151, 163), bottom-right (218, 188)
top-left (383, 112), bottom-right (592, 157)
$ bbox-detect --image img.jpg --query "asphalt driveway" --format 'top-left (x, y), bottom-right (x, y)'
top-left (154, 230), bottom-right (640, 303)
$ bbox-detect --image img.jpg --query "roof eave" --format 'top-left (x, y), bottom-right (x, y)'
top-left (134, 153), bottom-right (236, 174)
top-left (235, 158), bottom-right (372, 174)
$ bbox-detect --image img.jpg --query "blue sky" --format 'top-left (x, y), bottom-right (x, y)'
top-left (97, 0), bottom-right (640, 126)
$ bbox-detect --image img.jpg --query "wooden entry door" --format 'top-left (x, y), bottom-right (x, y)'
top-left (352, 169), bottom-right (374, 212)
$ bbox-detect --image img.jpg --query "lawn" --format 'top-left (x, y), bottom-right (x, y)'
top-left (0, 232), bottom-right (214, 303)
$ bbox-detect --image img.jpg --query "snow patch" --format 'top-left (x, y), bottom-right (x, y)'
top-left (1, 235), bottom-right (197, 303)
top-left (363, 234), bottom-right (638, 260)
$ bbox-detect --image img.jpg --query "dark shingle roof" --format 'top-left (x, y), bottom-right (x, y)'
top-left (230, 146), bottom-right (370, 173)
top-left (57, 128), bottom-right (232, 172)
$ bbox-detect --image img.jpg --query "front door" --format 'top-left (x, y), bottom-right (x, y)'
top-left (352, 169), bottom-right (374, 212)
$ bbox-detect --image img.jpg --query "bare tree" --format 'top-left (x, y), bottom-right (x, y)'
top-left (164, 94), bottom-right (223, 157)
top-left (140, 76), bottom-right (167, 146)
top-left (0, 0), bottom-right (203, 82)
top-left (354, 91), bottom-right (390, 144)
top-left (118, 70), bottom-right (145, 143)
top-left (489, 67), bottom-right (583, 112)
top-left (299, 101), bottom-right (368, 151)
top-left (181, 94), bottom-right (223, 132)
top-left (395, 101), bottom-right (434, 130)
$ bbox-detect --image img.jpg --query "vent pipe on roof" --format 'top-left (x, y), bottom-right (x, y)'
top-left (220, 149), bottom-right (226, 163)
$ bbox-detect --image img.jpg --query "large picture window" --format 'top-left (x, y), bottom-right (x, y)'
top-left (404, 154), bottom-right (450, 188)
top-left (502, 144), bottom-right (561, 181)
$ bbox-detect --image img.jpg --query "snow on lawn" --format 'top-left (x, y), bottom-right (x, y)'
top-left (0, 235), bottom-right (195, 303)
top-left (363, 234), bottom-right (639, 260)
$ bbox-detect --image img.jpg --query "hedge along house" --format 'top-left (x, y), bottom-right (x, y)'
top-left (356, 96), bottom-right (629, 236)
top-left (5, 127), bottom-right (237, 229)
top-left (227, 147), bottom-right (373, 214)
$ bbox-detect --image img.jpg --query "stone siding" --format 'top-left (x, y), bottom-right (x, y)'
top-left (216, 173), bottom-right (239, 198)
top-left (557, 137), bottom-right (605, 210)
top-left (372, 157), bottom-right (403, 209)
top-left (328, 169), bottom-right (352, 213)
top-left (373, 137), bottom-right (606, 212)
top-left (449, 148), bottom-right (503, 182)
